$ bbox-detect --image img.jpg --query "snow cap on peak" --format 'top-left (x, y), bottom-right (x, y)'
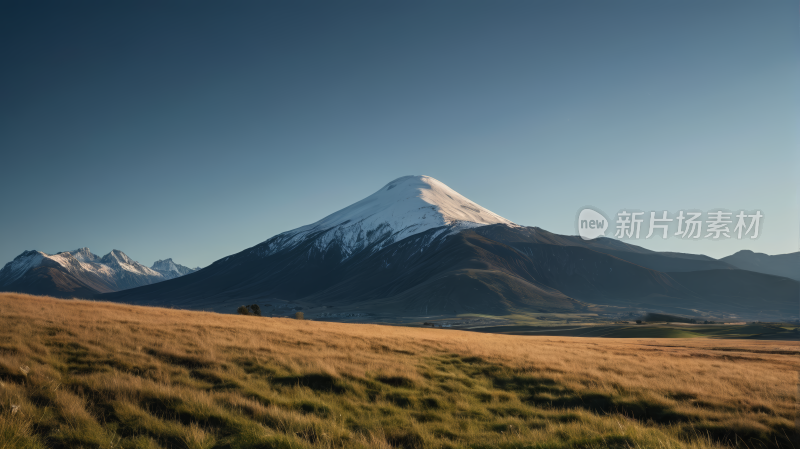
top-left (68, 247), bottom-right (99, 263)
top-left (308, 175), bottom-right (514, 231)
top-left (17, 250), bottom-right (45, 259)
top-left (0, 250), bottom-right (47, 284)
top-left (101, 250), bottom-right (132, 265)
top-left (259, 175), bottom-right (515, 260)
top-left (151, 258), bottom-right (176, 270)
top-left (151, 258), bottom-right (196, 276)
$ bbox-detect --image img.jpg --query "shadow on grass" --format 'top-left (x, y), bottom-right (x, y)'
top-left (145, 348), bottom-right (208, 369)
top-left (233, 357), bottom-right (281, 377)
top-left (434, 354), bottom-right (794, 449)
top-left (272, 373), bottom-right (347, 394)
top-left (691, 422), bottom-right (797, 449)
top-left (385, 428), bottom-right (425, 449)
top-left (298, 400), bottom-right (332, 418)
top-left (377, 375), bottom-right (416, 388)
top-left (191, 369), bottom-right (242, 390)
top-left (478, 360), bottom-right (690, 425)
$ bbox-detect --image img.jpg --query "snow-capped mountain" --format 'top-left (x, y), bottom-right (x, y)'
top-left (256, 175), bottom-right (516, 260)
top-left (100, 175), bottom-right (799, 321)
top-left (0, 248), bottom-right (197, 298)
top-left (151, 258), bottom-right (198, 277)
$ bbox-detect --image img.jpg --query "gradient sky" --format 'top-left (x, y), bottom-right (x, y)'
top-left (1, 0), bottom-right (798, 269)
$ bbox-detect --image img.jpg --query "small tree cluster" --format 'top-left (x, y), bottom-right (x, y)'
top-left (294, 311), bottom-right (304, 320)
top-left (236, 304), bottom-right (262, 316)
top-left (237, 305), bottom-right (252, 315)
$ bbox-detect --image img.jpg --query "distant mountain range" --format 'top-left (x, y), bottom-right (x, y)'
top-left (98, 176), bottom-right (799, 321)
top-left (151, 258), bottom-right (200, 277)
top-left (720, 250), bottom-right (800, 282)
top-left (0, 248), bottom-right (198, 298)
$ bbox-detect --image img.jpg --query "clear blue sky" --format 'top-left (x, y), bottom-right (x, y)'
top-left (1, 0), bottom-right (797, 268)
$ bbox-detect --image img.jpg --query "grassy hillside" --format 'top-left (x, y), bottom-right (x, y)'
top-left (0, 293), bottom-right (798, 449)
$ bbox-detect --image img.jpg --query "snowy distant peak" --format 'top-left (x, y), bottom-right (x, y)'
top-left (63, 247), bottom-right (100, 263)
top-left (101, 249), bottom-right (132, 266)
top-left (98, 250), bottom-right (166, 278)
top-left (0, 247), bottom-right (198, 291)
top-left (152, 257), bottom-right (175, 267)
top-left (256, 175), bottom-right (516, 260)
top-left (0, 250), bottom-right (46, 284)
top-left (151, 258), bottom-right (197, 276)
top-left (18, 250), bottom-right (45, 259)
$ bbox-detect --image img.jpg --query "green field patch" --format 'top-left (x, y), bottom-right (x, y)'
top-left (604, 327), bottom-right (704, 338)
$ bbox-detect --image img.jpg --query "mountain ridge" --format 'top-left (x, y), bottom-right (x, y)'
top-left (720, 249), bottom-right (800, 282)
top-left (98, 176), bottom-right (799, 321)
top-left (0, 248), bottom-right (197, 298)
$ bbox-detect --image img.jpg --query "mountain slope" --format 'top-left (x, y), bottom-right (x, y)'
top-left (100, 227), bottom-right (583, 314)
top-left (667, 269), bottom-right (799, 319)
top-left (474, 226), bottom-right (737, 273)
top-left (98, 176), bottom-right (799, 320)
top-left (0, 248), bottom-right (197, 298)
top-left (100, 223), bottom-right (798, 320)
top-left (720, 250), bottom-right (800, 282)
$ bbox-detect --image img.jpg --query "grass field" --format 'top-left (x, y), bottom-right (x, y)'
top-left (1, 293), bottom-right (798, 449)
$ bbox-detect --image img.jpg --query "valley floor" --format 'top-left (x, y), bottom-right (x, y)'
top-left (464, 323), bottom-right (800, 340)
top-left (0, 293), bottom-right (798, 449)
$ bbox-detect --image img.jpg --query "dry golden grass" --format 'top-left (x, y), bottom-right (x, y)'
top-left (0, 293), bottom-right (798, 449)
